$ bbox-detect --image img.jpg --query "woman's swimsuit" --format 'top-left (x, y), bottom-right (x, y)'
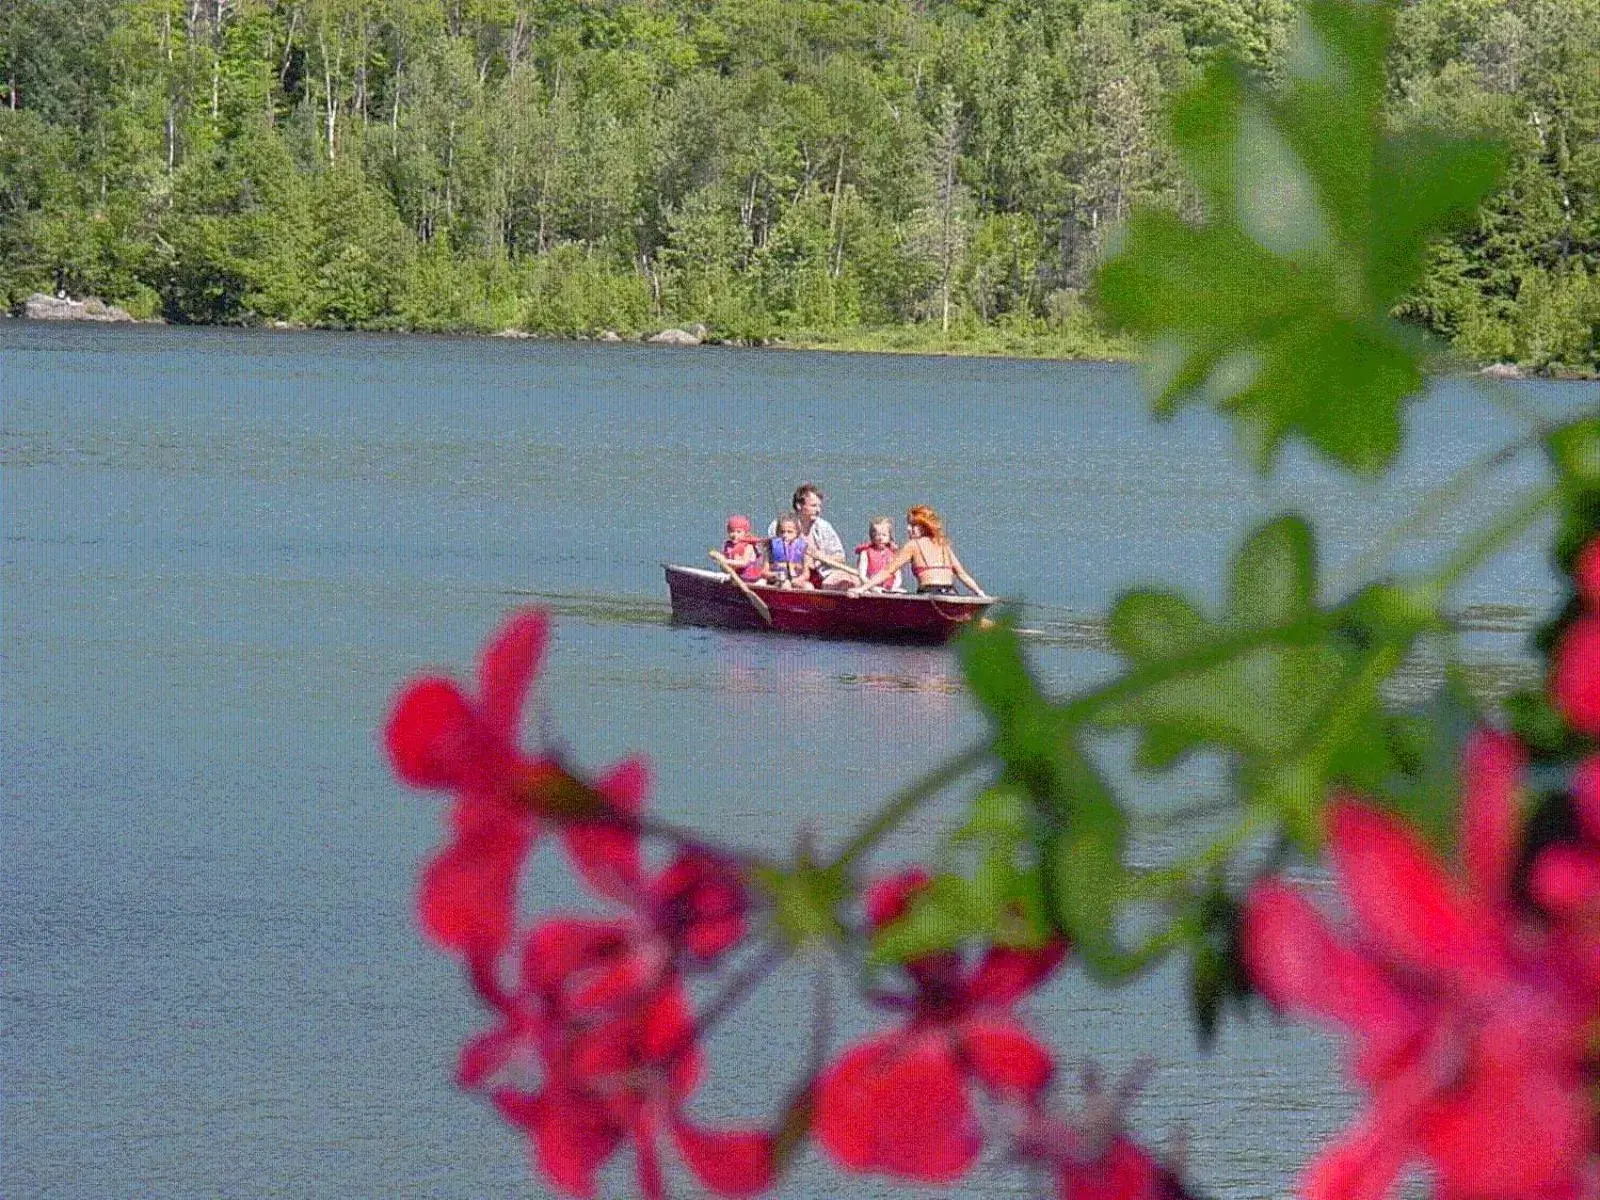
top-left (910, 539), bottom-right (958, 594)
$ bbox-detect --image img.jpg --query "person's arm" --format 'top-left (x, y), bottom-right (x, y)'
top-left (849, 543), bottom-right (915, 595)
top-left (949, 546), bottom-right (987, 597)
top-left (857, 549), bottom-right (872, 584)
top-left (806, 544), bottom-right (865, 580)
top-left (810, 519), bottom-right (846, 563)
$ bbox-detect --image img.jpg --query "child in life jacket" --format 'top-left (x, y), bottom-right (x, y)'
top-left (722, 514), bottom-right (766, 582)
top-left (766, 514), bottom-right (813, 588)
top-left (855, 517), bottom-right (906, 592)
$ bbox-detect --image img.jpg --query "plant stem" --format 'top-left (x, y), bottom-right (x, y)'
top-left (1056, 613), bottom-right (1333, 727)
top-left (1128, 805), bottom-right (1276, 899)
top-left (1332, 428), bottom-right (1545, 593)
top-left (1430, 481), bottom-right (1562, 596)
top-left (829, 740), bottom-right (990, 871)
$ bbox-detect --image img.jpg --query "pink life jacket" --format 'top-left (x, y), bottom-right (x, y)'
top-left (856, 542), bottom-right (900, 581)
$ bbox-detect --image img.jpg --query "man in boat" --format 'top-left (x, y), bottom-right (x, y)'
top-left (769, 483), bottom-right (856, 589)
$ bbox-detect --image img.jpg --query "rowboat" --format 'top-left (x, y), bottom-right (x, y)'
top-left (663, 563), bottom-right (995, 644)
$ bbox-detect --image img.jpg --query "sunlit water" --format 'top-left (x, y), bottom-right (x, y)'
top-left (4, 323), bottom-right (1596, 1199)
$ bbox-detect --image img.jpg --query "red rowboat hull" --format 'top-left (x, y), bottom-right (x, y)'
top-left (664, 564), bottom-right (994, 644)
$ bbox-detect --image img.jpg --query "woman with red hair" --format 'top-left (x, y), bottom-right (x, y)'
top-left (849, 505), bottom-right (986, 597)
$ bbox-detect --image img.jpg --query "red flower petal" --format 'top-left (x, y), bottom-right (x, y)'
top-left (1460, 729), bottom-right (1523, 905)
top-left (683, 911), bottom-right (747, 961)
top-left (1055, 1136), bottom-right (1165, 1200)
top-left (1532, 846), bottom-right (1600, 916)
top-left (1327, 801), bottom-right (1503, 989)
top-left (814, 1033), bottom-right (979, 1182)
top-left (640, 985), bottom-right (703, 1100)
top-left (386, 677), bottom-right (475, 789)
top-left (864, 869), bottom-right (933, 931)
top-left (673, 1119), bottom-right (776, 1197)
top-left (958, 1015), bottom-right (1053, 1097)
top-left (417, 822), bottom-right (534, 955)
top-left (458, 1012), bottom-right (544, 1092)
top-left (478, 610), bottom-right (549, 746)
top-left (1572, 756), bottom-right (1600, 842)
top-left (1552, 615), bottom-right (1600, 737)
top-left (1415, 1045), bottom-right (1591, 1195)
top-left (654, 851), bottom-right (748, 962)
top-left (525, 1088), bottom-right (622, 1200)
top-left (965, 940), bottom-right (1068, 1005)
top-left (562, 757), bottom-right (650, 903)
top-left (523, 918), bottom-right (662, 1015)
top-left (1574, 537), bottom-right (1600, 608)
top-left (1302, 1118), bottom-right (1411, 1200)
top-left (1242, 878), bottom-right (1406, 1034)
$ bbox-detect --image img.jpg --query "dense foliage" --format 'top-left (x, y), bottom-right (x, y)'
top-left (2, 0), bottom-right (1597, 367)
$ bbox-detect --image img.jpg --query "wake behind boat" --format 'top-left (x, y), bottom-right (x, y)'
top-left (663, 563), bottom-right (994, 644)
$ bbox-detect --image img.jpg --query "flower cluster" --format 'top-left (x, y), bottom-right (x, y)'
top-left (1552, 537), bottom-right (1600, 737)
top-left (387, 611), bottom-right (772, 1199)
top-left (385, 610), bottom-right (1182, 1199)
top-left (1241, 530), bottom-right (1600, 1200)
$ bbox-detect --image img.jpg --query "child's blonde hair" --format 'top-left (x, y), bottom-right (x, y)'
top-left (868, 516), bottom-right (896, 542)
top-left (775, 513), bottom-right (801, 535)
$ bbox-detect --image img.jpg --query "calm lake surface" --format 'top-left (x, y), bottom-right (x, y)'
top-left (5, 323), bottom-right (1598, 1199)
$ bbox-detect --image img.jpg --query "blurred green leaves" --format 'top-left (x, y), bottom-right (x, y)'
top-left (1099, 515), bottom-right (1430, 847)
top-left (959, 620), bottom-right (1133, 975)
top-left (870, 787), bottom-right (1050, 964)
top-left (1095, 0), bottom-right (1506, 475)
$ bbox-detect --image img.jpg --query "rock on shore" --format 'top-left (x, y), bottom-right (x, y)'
top-left (647, 327), bottom-right (701, 346)
top-left (23, 293), bottom-right (137, 322)
top-left (1480, 362), bottom-right (1525, 380)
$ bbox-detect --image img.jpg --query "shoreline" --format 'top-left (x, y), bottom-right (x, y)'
top-left (7, 308), bottom-right (1596, 380)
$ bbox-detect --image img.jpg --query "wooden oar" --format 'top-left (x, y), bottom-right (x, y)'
top-left (708, 550), bottom-right (773, 626)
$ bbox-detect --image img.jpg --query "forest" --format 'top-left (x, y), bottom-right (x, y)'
top-left (1, 0), bottom-right (1596, 368)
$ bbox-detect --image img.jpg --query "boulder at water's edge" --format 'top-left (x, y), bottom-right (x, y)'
top-left (23, 293), bottom-right (137, 322)
top-left (1480, 362), bottom-right (1525, 380)
top-left (647, 327), bottom-right (701, 346)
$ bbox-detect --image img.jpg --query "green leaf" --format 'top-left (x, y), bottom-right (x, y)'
top-left (1186, 877), bottom-right (1251, 1050)
top-left (1099, 515), bottom-right (1416, 848)
top-left (1228, 515), bottom-right (1315, 630)
top-left (1378, 671), bottom-right (1482, 850)
top-left (870, 787), bottom-right (1052, 963)
top-left (1046, 774), bottom-right (1127, 977)
top-left (869, 874), bottom-right (980, 963)
top-left (1548, 418), bottom-right (1600, 489)
top-left (1094, 0), bottom-right (1506, 475)
top-left (958, 623), bottom-right (1135, 963)
top-left (959, 618), bottom-right (1073, 799)
top-left (756, 857), bottom-right (848, 950)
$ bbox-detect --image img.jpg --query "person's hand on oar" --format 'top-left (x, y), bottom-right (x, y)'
top-left (708, 550), bottom-right (773, 625)
top-left (806, 547), bottom-right (866, 591)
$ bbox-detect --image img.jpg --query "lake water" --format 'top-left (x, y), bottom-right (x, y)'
top-left (4, 322), bottom-right (1596, 1199)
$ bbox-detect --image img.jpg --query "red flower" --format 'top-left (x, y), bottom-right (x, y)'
top-left (1552, 613), bottom-right (1600, 737)
top-left (464, 985), bottom-right (774, 1200)
top-left (814, 869), bottom-right (1067, 1182)
top-left (1016, 1068), bottom-right (1196, 1200)
top-left (509, 850), bottom-right (750, 1021)
top-left (1575, 537), bottom-right (1600, 608)
top-left (1242, 734), bottom-right (1595, 1200)
top-left (385, 609), bottom-right (650, 965)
